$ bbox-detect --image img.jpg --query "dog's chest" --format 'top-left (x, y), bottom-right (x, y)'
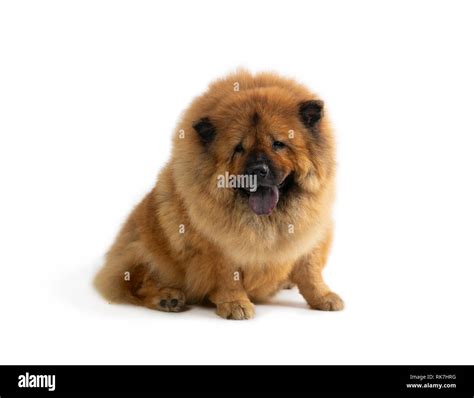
top-left (239, 261), bottom-right (294, 301)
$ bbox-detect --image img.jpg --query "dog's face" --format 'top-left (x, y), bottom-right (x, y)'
top-left (174, 76), bottom-right (333, 217)
top-left (188, 88), bottom-right (333, 216)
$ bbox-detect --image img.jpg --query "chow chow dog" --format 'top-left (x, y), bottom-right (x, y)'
top-left (94, 70), bottom-right (344, 319)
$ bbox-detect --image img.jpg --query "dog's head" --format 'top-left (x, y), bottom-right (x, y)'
top-left (175, 72), bottom-right (335, 217)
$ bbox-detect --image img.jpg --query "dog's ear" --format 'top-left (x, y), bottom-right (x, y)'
top-left (299, 100), bottom-right (324, 128)
top-left (192, 117), bottom-right (216, 145)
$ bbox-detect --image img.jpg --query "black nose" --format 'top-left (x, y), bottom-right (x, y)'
top-left (246, 162), bottom-right (269, 178)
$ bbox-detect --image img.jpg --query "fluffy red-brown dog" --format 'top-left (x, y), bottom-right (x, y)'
top-left (94, 70), bottom-right (344, 319)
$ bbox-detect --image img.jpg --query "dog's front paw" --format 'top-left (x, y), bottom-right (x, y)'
top-left (216, 300), bottom-right (255, 320)
top-left (311, 292), bottom-right (344, 311)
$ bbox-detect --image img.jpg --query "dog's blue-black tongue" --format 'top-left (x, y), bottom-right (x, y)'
top-left (248, 186), bottom-right (279, 215)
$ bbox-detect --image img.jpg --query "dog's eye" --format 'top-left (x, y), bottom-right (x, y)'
top-left (272, 141), bottom-right (286, 150)
top-left (234, 143), bottom-right (244, 153)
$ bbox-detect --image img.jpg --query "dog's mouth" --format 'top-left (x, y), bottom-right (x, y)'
top-left (247, 185), bottom-right (279, 215)
top-left (238, 174), bottom-right (293, 216)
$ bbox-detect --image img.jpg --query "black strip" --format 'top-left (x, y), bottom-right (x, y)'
top-left (0, 365), bottom-right (473, 395)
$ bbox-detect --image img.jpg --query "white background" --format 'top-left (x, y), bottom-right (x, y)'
top-left (1, 0), bottom-right (473, 365)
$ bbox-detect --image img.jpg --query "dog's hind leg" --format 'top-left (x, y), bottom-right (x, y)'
top-left (131, 264), bottom-right (186, 312)
top-left (94, 245), bottom-right (186, 313)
